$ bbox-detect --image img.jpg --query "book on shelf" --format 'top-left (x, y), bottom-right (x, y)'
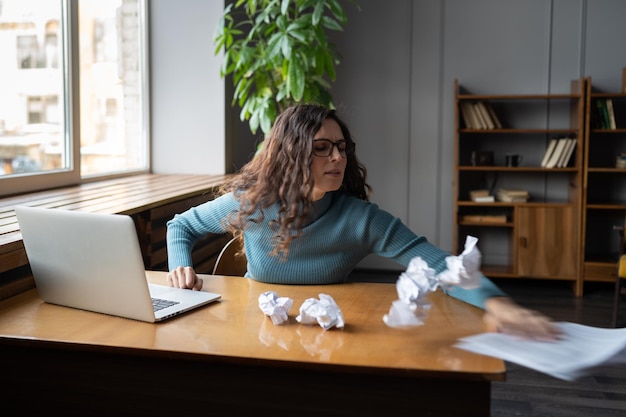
top-left (473, 195), bottom-right (495, 202)
top-left (461, 214), bottom-right (507, 224)
top-left (484, 102), bottom-right (503, 129)
top-left (558, 138), bottom-right (577, 167)
top-left (496, 188), bottom-right (529, 203)
top-left (594, 99), bottom-right (607, 129)
top-left (607, 98), bottom-right (617, 129)
top-left (540, 138), bottom-right (559, 167)
top-left (476, 101), bottom-right (495, 129)
top-left (555, 138), bottom-right (572, 167)
top-left (544, 137), bottom-right (569, 168)
top-left (460, 102), bottom-right (474, 129)
top-left (472, 102), bottom-right (489, 129)
top-left (460, 101), bottom-right (501, 130)
top-left (460, 101), bottom-right (480, 129)
top-left (469, 189), bottom-right (495, 202)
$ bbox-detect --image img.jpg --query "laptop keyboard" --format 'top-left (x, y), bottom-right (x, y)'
top-left (152, 297), bottom-right (180, 312)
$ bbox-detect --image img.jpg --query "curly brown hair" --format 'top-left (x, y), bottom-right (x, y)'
top-left (220, 104), bottom-right (371, 258)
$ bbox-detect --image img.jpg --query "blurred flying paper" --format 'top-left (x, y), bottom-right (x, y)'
top-left (455, 322), bottom-right (626, 381)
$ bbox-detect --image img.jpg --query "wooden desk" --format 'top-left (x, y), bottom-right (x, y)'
top-left (0, 271), bottom-right (505, 416)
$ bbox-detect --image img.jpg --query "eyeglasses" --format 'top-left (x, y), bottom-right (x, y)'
top-left (312, 139), bottom-right (354, 158)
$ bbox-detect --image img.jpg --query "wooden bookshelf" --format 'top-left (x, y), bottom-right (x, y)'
top-left (581, 73), bottom-right (626, 286)
top-left (453, 79), bottom-right (585, 295)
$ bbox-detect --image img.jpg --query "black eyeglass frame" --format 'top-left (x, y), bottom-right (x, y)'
top-left (312, 139), bottom-right (355, 158)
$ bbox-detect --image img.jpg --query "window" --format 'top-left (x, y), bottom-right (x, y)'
top-left (0, 0), bottom-right (149, 196)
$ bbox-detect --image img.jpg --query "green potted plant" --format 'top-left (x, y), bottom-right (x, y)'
top-left (214, 0), bottom-right (354, 136)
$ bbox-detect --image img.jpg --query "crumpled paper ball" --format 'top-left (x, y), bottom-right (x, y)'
top-left (258, 290), bottom-right (293, 325)
top-left (296, 293), bottom-right (344, 330)
top-left (436, 235), bottom-right (482, 290)
top-left (384, 235), bottom-right (482, 328)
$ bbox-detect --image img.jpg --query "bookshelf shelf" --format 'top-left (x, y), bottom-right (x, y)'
top-left (453, 78), bottom-right (585, 294)
top-left (458, 166), bottom-right (578, 172)
top-left (590, 128), bottom-right (626, 133)
top-left (458, 93), bottom-right (579, 100)
top-left (458, 221), bottom-right (514, 228)
top-left (587, 167), bottom-right (626, 173)
top-left (459, 129), bottom-right (578, 134)
top-left (586, 203), bottom-right (626, 209)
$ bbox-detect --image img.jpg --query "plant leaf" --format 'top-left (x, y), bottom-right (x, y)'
top-left (280, 33), bottom-right (291, 58)
top-left (327, 0), bottom-right (347, 24)
top-left (288, 55), bottom-right (305, 101)
top-left (321, 15), bottom-right (343, 31)
top-left (312, 1), bottom-right (324, 26)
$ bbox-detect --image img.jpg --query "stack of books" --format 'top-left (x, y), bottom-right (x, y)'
top-left (469, 189), bottom-right (495, 202)
top-left (540, 137), bottom-right (577, 168)
top-left (496, 188), bottom-right (529, 202)
top-left (460, 101), bottom-right (503, 130)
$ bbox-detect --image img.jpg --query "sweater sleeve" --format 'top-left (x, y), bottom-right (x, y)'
top-left (166, 193), bottom-right (239, 271)
top-left (359, 199), bottom-right (507, 309)
top-left (442, 275), bottom-right (507, 309)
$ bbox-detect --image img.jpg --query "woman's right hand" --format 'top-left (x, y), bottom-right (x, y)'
top-left (166, 266), bottom-right (203, 291)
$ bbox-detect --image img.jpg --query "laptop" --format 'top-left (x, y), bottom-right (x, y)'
top-left (15, 206), bottom-right (221, 322)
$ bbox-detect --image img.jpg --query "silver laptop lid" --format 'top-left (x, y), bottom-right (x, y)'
top-left (16, 206), bottom-right (159, 322)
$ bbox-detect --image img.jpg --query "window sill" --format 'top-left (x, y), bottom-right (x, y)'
top-left (0, 173), bottom-right (232, 300)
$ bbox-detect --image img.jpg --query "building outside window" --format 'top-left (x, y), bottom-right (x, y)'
top-left (0, 0), bottom-right (149, 196)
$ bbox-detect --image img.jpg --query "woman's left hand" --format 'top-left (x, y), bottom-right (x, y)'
top-left (483, 297), bottom-right (562, 341)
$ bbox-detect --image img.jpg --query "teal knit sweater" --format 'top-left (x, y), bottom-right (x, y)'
top-left (166, 192), bottom-right (506, 309)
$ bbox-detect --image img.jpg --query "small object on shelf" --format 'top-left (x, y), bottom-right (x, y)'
top-left (496, 188), bottom-right (529, 203)
top-left (470, 150), bottom-right (494, 166)
top-left (505, 154), bottom-right (523, 167)
top-left (617, 153), bottom-right (626, 169)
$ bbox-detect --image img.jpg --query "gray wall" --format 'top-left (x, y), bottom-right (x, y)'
top-left (327, 0), bottom-right (626, 269)
top-left (150, 0), bottom-right (225, 175)
top-left (150, 0), bottom-right (626, 271)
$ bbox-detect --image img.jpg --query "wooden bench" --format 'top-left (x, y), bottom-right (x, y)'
top-left (0, 174), bottom-right (233, 301)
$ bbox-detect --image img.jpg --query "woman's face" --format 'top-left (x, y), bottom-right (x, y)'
top-left (310, 118), bottom-right (347, 201)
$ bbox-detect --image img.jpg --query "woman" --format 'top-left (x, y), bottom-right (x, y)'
top-left (167, 104), bottom-right (559, 340)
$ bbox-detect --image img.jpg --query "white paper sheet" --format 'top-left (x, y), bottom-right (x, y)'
top-left (455, 322), bottom-right (626, 380)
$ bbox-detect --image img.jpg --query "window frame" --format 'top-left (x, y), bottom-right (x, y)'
top-left (0, 0), bottom-right (150, 197)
